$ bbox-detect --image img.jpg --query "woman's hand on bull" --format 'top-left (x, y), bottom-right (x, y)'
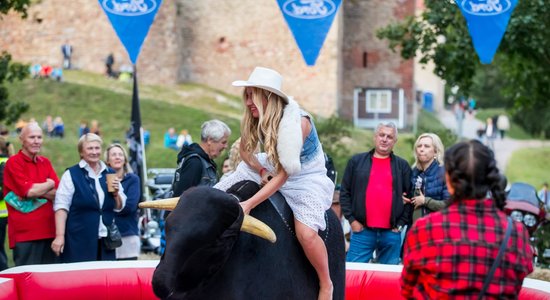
top-left (240, 200), bottom-right (254, 215)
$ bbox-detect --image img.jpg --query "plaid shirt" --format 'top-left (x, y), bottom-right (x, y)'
top-left (401, 199), bottom-right (533, 299)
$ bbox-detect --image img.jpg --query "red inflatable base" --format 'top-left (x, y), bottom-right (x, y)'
top-left (0, 261), bottom-right (157, 300)
top-left (0, 261), bottom-right (548, 299)
top-left (345, 263), bottom-right (550, 299)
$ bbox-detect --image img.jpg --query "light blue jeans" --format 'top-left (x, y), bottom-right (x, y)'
top-left (346, 227), bottom-right (401, 265)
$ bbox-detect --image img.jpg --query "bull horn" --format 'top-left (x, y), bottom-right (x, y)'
top-left (139, 198), bottom-right (276, 243)
top-left (241, 215), bottom-right (277, 243)
top-left (138, 197), bottom-right (179, 210)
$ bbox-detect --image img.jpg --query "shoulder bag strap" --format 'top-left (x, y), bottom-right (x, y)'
top-left (478, 216), bottom-right (513, 299)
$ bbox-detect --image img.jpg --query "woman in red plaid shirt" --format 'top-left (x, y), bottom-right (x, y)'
top-left (401, 140), bottom-right (533, 299)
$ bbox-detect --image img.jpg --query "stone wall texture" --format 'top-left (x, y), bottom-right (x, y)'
top-left (341, 0), bottom-right (415, 123)
top-left (0, 0), bottom-right (415, 119)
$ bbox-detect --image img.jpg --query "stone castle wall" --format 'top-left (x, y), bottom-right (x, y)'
top-left (0, 0), bottom-right (181, 86)
top-left (0, 0), bottom-right (414, 119)
top-left (174, 0), bottom-right (340, 117)
top-left (341, 0), bottom-right (416, 123)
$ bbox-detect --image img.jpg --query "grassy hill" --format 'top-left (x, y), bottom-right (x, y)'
top-left (5, 72), bottom-right (242, 175)
top-left (507, 147), bottom-right (550, 187)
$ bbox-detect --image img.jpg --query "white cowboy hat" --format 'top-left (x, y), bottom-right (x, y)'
top-left (232, 67), bottom-right (289, 104)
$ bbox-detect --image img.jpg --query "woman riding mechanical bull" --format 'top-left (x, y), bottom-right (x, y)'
top-left (142, 67), bottom-right (344, 300)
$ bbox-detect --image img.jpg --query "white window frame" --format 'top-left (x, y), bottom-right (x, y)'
top-left (365, 90), bottom-right (392, 113)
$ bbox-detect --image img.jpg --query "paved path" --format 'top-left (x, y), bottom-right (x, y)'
top-left (437, 109), bottom-right (550, 172)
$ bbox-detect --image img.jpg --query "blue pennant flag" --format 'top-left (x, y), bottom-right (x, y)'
top-left (277, 0), bottom-right (341, 66)
top-left (98, 0), bottom-right (162, 64)
top-left (456, 0), bottom-right (518, 64)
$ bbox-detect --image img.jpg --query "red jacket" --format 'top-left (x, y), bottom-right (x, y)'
top-left (3, 151), bottom-right (59, 248)
top-left (401, 198), bottom-right (533, 299)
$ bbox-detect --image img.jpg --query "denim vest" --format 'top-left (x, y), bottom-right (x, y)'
top-left (299, 111), bottom-right (321, 164)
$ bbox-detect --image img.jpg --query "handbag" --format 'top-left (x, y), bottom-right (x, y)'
top-left (103, 219), bottom-right (122, 250)
top-left (82, 168), bottom-right (122, 250)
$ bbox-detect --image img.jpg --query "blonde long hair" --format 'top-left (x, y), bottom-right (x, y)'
top-left (241, 87), bottom-right (285, 173)
top-left (412, 133), bottom-right (445, 168)
top-left (104, 143), bottom-right (133, 176)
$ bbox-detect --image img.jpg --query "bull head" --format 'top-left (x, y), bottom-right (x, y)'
top-left (138, 182), bottom-right (276, 298)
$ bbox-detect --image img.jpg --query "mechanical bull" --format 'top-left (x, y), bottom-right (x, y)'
top-left (139, 181), bottom-right (346, 299)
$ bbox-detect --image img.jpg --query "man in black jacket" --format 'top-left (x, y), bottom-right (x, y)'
top-left (159, 120), bottom-right (230, 255)
top-left (172, 119), bottom-right (231, 197)
top-left (340, 122), bottom-right (411, 265)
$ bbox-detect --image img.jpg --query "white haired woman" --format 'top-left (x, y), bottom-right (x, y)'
top-left (105, 143), bottom-right (140, 260)
top-left (51, 133), bottom-right (126, 262)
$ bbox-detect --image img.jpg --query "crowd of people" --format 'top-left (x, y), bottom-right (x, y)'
top-left (30, 41), bottom-right (133, 83)
top-left (0, 123), bottom-right (142, 266)
top-left (175, 67), bottom-right (536, 298)
top-left (339, 121), bottom-right (534, 298)
top-left (163, 127), bottom-right (193, 151)
top-left (42, 115), bottom-right (65, 138)
top-left (0, 66), bottom-right (541, 298)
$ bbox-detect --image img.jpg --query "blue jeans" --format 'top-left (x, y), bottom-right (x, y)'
top-left (346, 227), bottom-right (401, 264)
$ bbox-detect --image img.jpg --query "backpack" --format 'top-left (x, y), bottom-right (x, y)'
top-left (171, 153), bottom-right (217, 197)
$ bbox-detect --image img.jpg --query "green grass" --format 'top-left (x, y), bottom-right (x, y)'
top-left (475, 108), bottom-right (533, 140)
top-left (64, 71), bottom-right (244, 120)
top-left (506, 147), bottom-right (550, 187)
top-left (6, 77), bottom-right (241, 176)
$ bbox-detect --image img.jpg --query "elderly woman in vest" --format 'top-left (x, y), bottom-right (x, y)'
top-left (51, 133), bottom-right (126, 262)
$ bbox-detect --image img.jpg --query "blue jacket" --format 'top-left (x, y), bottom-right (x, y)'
top-left (62, 165), bottom-right (116, 263)
top-left (115, 173), bottom-right (140, 237)
top-left (411, 160), bottom-right (450, 215)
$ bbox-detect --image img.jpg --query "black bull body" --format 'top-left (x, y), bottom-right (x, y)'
top-left (152, 181), bottom-right (346, 299)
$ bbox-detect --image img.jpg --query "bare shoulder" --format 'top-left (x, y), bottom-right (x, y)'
top-left (300, 116), bottom-right (311, 135)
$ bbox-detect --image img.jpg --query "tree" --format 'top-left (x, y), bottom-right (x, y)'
top-left (0, 0), bottom-right (32, 125)
top-left (377, 0), bottom-right (550, 137)
top-left (315, 115), bottom-right (352, 183)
